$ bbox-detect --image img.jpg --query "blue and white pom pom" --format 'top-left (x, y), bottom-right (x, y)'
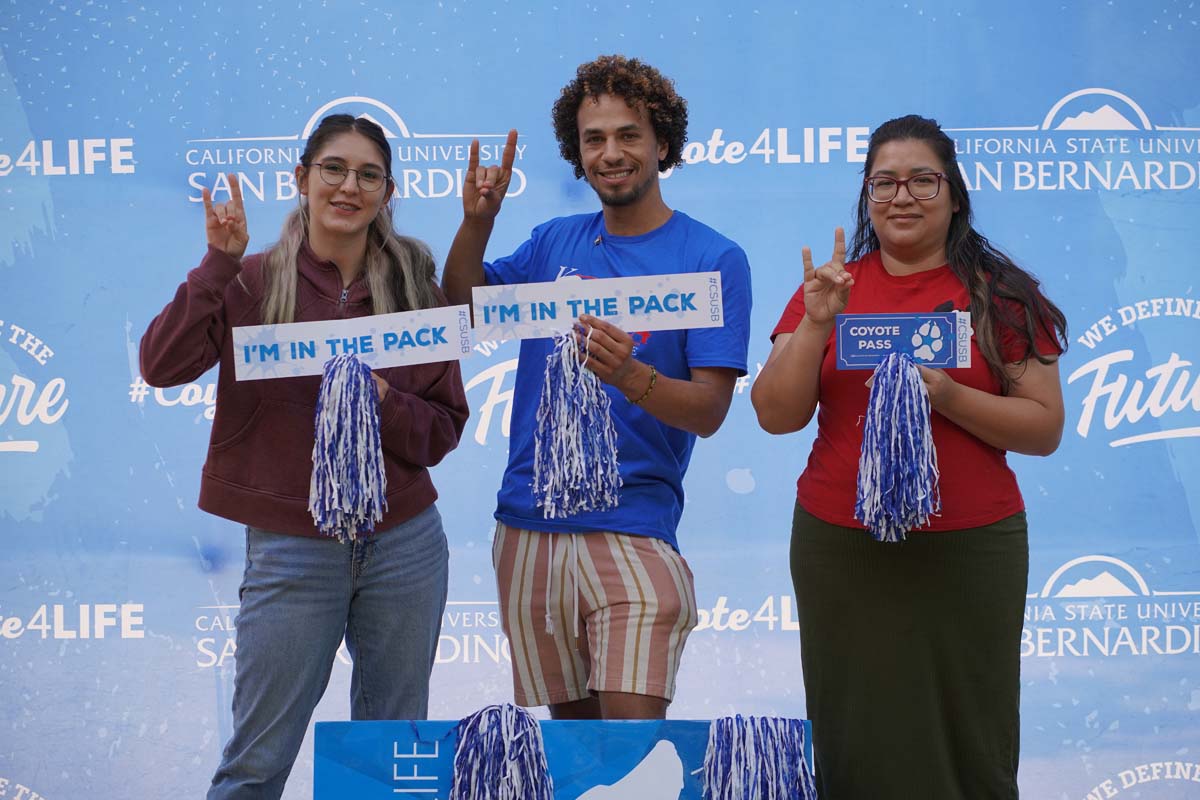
top-left (532, 330), bottom-right (622, 519)
top-left (701, 715), bottom-right (817, 800)
top-left (449, 703), bottom-right (553, 800)
top-left (308, 353), bottom-right (388, 541)
top-left (854, 351), bottom-right (941, 542)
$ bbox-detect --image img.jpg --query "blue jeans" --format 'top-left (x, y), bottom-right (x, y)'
top-left (207, 504), bottom-right (448, 800)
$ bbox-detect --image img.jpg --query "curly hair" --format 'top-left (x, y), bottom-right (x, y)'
top-left (552, 54), bottom-right (689, 179)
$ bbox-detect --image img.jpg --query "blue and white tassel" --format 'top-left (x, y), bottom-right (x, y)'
top-left (701, 715), bottom-right (817, 800)
top-left (449, 703), bottom-right (553, 800)
top-left (308, 353), bottom-right (387, 541)
top-left (532, 330), bottom-right (622, 519)
top-left (854, 351), bottom-right (940, 542)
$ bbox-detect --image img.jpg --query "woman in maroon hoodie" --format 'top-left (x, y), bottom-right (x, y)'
top-left (140, 114), bottom-right (469, 800)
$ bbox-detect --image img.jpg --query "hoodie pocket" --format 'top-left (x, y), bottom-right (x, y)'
top-left (206, 399), bottom-right (316, 499)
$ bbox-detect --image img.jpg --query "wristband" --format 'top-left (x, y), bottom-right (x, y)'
top-left (630, 365), bottom-right (657, 405)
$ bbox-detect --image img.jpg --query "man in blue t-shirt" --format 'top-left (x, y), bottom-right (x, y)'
top-left (443, 55), bottom-right (751, 721)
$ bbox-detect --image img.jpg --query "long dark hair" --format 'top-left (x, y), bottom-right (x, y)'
top-left (260, 114), bottom-right (439, 323)
top-left (848, 114), bottom-right (1067, 393)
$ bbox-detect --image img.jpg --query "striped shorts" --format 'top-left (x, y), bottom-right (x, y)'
top-left (492, 523), bottom-right (699, 706)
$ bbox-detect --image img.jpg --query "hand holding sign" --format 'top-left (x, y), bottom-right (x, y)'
top-left (916, 365), bottom-right (956, 410)
top-left (371, 372), bottom-right (390, 401)
top-left (801, 227), bottom-right (854, 325)
top-left (202, 173), bottom-right (249, 260)
top-left (576, 314), bottom-right (638, 391)
top-left (463, 130), bottom-right (518, 220)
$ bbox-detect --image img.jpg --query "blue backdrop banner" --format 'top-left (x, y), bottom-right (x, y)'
top-left (2, 2), bottom-right (1199, 798)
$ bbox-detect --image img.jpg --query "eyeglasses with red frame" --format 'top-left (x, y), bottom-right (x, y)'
top-left (864, 172), bottom-right (945, 203)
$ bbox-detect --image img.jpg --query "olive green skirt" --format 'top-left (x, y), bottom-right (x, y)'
top-left (791, 504), bottom-right (1028, 800)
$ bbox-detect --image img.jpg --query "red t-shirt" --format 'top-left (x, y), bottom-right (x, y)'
top-left (770, 250), bottom-right (1059, 531)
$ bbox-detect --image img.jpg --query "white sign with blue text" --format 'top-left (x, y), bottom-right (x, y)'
top-left (231, 306), bottom-right (473, 381)
top-left (471, 272), bottom-right (724, 341)
top-left (835, 311), bottom-right (973, 370)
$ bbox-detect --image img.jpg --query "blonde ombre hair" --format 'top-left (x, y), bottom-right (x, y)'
top-left (258, 114), bottom-right (439, 324)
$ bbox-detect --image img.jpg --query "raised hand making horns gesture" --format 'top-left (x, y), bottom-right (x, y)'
top-left (463, 129), bottom-right (519, 220)
top-left (800, 226), bottom-right (855, 325)
top-left (201, 174), bottom-right (249, 260)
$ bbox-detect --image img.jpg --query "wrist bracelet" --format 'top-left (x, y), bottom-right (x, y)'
top-left (631, 365), bottom-right (657, 405)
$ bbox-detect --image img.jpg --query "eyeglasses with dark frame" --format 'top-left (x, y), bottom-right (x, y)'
top-left (310, 161), bottom-right (389, 192)
top-left (864, 172), bottom-right (945, 203)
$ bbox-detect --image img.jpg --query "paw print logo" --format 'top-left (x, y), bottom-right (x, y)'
top-left (911, 321), bottom-right (944, 362)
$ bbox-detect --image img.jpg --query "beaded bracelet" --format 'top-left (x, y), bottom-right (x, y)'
top-left (631, 365), bottom-right (657, 405)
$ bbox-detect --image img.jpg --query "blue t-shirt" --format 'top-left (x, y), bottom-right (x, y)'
top-left (483, 211), bottom-right (752, 551)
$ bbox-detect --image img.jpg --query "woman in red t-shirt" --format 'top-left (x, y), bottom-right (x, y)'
top-left (752, 115), bottom-right (1067, 799)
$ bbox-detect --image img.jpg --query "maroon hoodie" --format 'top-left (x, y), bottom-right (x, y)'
top-left (140, 243), bottom-right (469, 537)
